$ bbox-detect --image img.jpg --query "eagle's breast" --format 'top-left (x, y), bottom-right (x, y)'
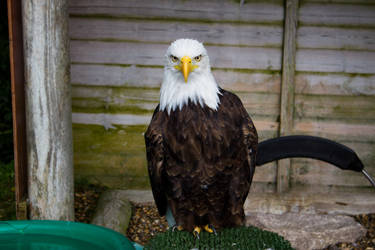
top-left (161, 90), bottom-right (248, 189)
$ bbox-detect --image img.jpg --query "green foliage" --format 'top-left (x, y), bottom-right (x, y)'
top-left (74, 176), bottom-right (108, 193)
top-left (0, 1), bottom-right (13, 163)
top-left (0, 1), bottom-right (15, 221)
top-left (0, 161), bottom-right (16, 220)
top-left (144, 226), bottom-right (294, 250)
top-left (0, 161), bottom-right (14, 200)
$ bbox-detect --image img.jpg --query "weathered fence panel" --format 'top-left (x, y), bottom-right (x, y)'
top-left (292, 0), bottom-right (375, 190)
top-left (69, 0), bottom-right (284, 190)
top-left (68, 0), bottom-right (375, 193)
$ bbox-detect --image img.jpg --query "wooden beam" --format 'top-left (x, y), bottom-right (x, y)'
top-left (22, 0), bottom-right (74, 220)
top-left (278, 0), bottom-right (299, 193)
top-left (7, 0), bottom-right (28, 219)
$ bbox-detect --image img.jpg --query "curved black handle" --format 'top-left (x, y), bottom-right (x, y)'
top-left (256, 135), bottom-right (364, 172)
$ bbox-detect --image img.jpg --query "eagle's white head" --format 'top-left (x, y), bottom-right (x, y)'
top-left (159, 39), bottom-right (221, 114)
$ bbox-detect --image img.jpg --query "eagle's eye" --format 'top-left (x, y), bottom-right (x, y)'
top-left (170, 55), bottom-right (178, 63)
top-left (194, 55), bottom-right (202, 62)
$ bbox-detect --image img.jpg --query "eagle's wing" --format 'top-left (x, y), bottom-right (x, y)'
top-left (242, 102), bottom-right (258, 184)
top-left (243, 112), bottom-right (258, 196)
top-left (242, 108), bottom-right (258, 171)
top-left (231, 91), bottom-right (258, 203)
top-left (227, 90), bottom-right (258, 174)
top-left (144, 105), bottom-right (167, 216)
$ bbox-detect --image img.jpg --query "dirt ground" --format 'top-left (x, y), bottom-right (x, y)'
top-left (26, 186), bottom-right (374, 250)
top-left (124, 203), bottom-right (375, 250)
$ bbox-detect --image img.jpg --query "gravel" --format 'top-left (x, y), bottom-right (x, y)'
top-left (125, 203), bottom-right (375, 249)
top-left (74, 185), bottom-right (106, 224)
top-left (73, 187), bottom-right (375, 249)
top-left (324, 214), bottom-right (375, 250)
top-left (126, 203), bottom-right (169, 245)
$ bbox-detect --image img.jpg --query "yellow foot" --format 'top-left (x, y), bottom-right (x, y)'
top-left (204, 225), bottom-right (217, 235)
top-left (193, 226), bottom-right (201, 239)
top-left (172, 225), bottom-right (184, 232)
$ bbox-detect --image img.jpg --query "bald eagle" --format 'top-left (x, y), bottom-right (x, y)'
top-left (145, 39), bottom-right (258, 236)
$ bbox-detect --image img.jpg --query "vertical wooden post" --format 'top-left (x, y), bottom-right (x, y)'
top-left (7, 0), bottom-right (28, 220)
top-left (22, 0), bottom-right (74, 220)
top-left (278, 0), bottom-right (299, 193)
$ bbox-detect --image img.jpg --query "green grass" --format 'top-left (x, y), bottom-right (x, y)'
top-left (144, 226), bottom-right (294, 250)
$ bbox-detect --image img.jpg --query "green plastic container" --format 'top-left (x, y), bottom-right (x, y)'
top-left (0, 220), bottom-right (142, 250)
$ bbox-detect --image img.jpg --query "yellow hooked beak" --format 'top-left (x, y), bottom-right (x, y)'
top-left (174, 56), bottom-right (198, 83)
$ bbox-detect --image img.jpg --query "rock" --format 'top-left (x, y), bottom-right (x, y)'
top-left (118, 190), bottom-right (154, 204)
top-left (246, 212), bottom-right (367, 250)
top-left (91, 190), bottom-right (132, 235)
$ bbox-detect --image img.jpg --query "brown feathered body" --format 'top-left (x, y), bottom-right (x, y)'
top-left (145, 88), bottom-right (258, 232)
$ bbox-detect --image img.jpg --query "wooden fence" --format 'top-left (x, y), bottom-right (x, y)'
top-left (68, 0), bottom-right (375, 193)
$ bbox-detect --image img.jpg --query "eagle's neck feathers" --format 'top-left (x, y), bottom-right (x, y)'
top-left (159, 67), bottom-right (220, 114)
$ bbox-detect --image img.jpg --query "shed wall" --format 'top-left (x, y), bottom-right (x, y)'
top-left (68, 0), bottom-right (375, 191)
top-left (291, 0), bottom-right (375, 189)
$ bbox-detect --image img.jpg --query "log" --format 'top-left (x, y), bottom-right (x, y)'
top-left (22, 0), bottom-right (74, 220)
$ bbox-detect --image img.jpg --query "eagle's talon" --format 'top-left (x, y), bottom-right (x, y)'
top-left (193, 226), bottom-right (201, 239)
top-left (172, 225), bottom-right (183, 232)
top-left (204, 224), bottom-right (217, 235)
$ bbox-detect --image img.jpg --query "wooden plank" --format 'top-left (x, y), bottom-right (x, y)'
top-left (71, 86), bottom-right (159, 114)
top-left (237, 92), bottom-right (280, 117)
top-left (71, 86), bottom-right (159, 102)
top-left (295, 73), bottom-right (375, 96)
top-left (214, 70), bottom-right (281, 93)
top-left (71, 64), bottom-right (163, 87)
top-left (71, 85), bottom-right (280, 118)
top-left (72, 112), bottom-right (151, 127)
top-left (340, 141), bottom-right (375, 167)
top-left (70, 40), bottom-right (282, 70)
top-left (299, 3), bottom-right (375, 27)
top-left (293, 121), bottom-right (375, 142)
top-left (253, 162), bottom-right (277, 183)
top-left (297, 26), bottom-right (375, 51)
top-left (254, 120), bottom-right (280, 140)
top-left (304, 0), bottom-right (375, 4)
top-left (291, 158), bottom-right (373, 187)
top-left (278, 0), bottom-right (299, 193)
top-left (75, 175), bottom-right (150, 189)
top-left (72, 123), bottom-right (278, 189)
top-left (294, 94), bottom-right (375, 121)
top-left (73, 124), bottom-right (149, 189)
top-left (7, 0), bottom-right (28, 220)
top-left (296, 49), bottom-right (375, 74)
top-left (245, 187), bottom-right (375, 215)
top-left (290, 142), bottom-right (375, 182)
top-left (69, 0), bottom-right (284, 24)
top-left (71, 64), bottom-right (374, 96)
top-left (71, 64), bottom-right (281, 92)
top-left (69, 17), bottom-right (283, 47)
top-left (72, 112), bottom-right (278, 135)
top-left (72, 99), bottom-right (157, 115)
top-left (255, 120), bottom-right (280, 131)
